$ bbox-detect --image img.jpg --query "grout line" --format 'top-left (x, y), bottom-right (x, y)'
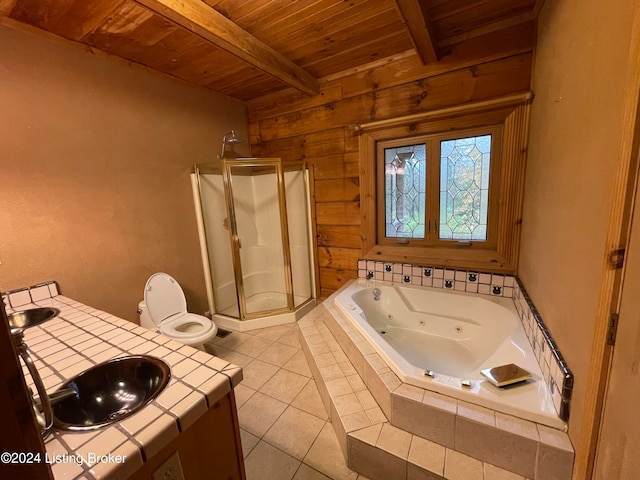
top-left (228, 322), bottom-right (361, 480)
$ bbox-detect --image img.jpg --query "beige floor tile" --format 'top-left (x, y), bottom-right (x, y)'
top-left (326, 377), bottom-right (354, 397)
top-left (225, 322), bottom-right (366, 479)
top-left (304, 423), bottom-right (359, 480)
top-left (220, 350), bottom-right (254, 368)
top-left (245, 441), bottom-right (300, 480)
top-left (334, 392), bottom-right (365, 417)
top-left (238, 391), bottom-right (288, 437)
top-left (260, 369), bottom-right (310, 404)
top-left (258, 342), bottom-right (299, 367)
top-left (255, 324), bottom-right (294, 342)
top-left (444, 449), bottom-right (484, 480)
top-left (408, 435), bottom-right (445, 476)
top-left (235, 335), bottom-right (275, 357)
top-left (204, 343), bottom-right (231, 358)
top-left (214, 331), bottom-right (252, 350)
top-left (293, 464), bottom-right (332, 480)
top-left (241, 359), bottom-right (280, 390)
top-left (264, 406), bottom-right (326, 460)
top-left (283, 350), bottom-right (313, 377)
top-left (279, 328), bottom-right (302, 348)
top-left (376, 423), bottom-right (412, 459)
top-left (240, 428), bottom-right (260, 459)
top-left (234, 383), bottom-right (256, 408)
top-left (291, 380), bottom-right (329, 420)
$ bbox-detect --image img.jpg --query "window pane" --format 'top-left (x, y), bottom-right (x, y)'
top-left (384, 144), bottom-right (426, 239)
top-left (439, 135), bottom-right (491, 241)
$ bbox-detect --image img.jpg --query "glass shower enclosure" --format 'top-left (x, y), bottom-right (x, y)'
top-left (192, 158), bottom-right (316, 331)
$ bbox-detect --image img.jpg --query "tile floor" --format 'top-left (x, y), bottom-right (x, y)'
top-left (205, 323), bottom-right (370, 480)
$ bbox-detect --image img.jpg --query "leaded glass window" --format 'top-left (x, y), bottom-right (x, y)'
top-left (439, 135), bottom-right (491, 240)
top-left (378, 128), bottom-right (498, 247)
top-left (383, 144), bottom-right (426, 239)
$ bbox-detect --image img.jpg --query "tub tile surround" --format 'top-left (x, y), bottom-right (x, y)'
top-left (513, 278), bottom-right (574, 421)
top-left (299, 300), bottom-right (575, 480)
top-left (359, 261), bottom-right (514, 297)
top-left (357, 261), bottom-right (574, 422)
top-left (2, 282), bottom-right (243, 480)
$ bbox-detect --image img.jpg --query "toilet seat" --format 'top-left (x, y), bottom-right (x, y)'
top-left (160, 312), bottom-right (215, 340)
top-left (144, 273), bottom-right (216, 344)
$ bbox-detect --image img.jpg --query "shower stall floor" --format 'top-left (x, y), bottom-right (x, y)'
top-left (219, 291), bottom-right (311, 318)
top-left (213, 292), bottom-right (317, 332)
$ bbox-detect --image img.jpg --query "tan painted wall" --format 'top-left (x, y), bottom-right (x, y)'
top-left (0, 23), bottom-right (249, 322)
top-left (519, 0), bottom-right (637, 447)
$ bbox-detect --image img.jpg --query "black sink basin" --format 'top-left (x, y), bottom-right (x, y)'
top-left (53, 355), bottom-right (171, 431)
top-left (7, 307), bottom-right (60, 329)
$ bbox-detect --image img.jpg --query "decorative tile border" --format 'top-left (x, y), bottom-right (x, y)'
top-left (357, 260), bottom-right (514, 297)
top-left (513, 278), bottom-right (573, 421)
top-left (2, 280), bottom-right (59, 309)
top-left (356, 259), bottom-right (573, 422)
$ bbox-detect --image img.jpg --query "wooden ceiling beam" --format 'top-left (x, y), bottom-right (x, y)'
top-left (393, 0), bottom-right (438, 64)
top-left (132, 0), bottom-right (320, 95)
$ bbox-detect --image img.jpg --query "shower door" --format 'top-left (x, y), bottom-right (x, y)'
top-left (223, 159), bottom-right (295, 319)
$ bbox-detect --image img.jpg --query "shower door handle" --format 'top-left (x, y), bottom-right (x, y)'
top-left (233, 235), bottom-right (242, 249)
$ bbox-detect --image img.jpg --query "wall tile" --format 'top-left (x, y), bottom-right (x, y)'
top-left (9, 288), bottom-right (31, 307)
top-left (536, 443), bottom-right (574, 480)
top-left (407, 463), bottom-right (445, 480)
top-left (392, 391), bottom-right (455, 449)
top-left (30, 285), bottom-right (51, 302)
top-left (348, 434), bottom-right (407, 480)
top-left (455, 415), bottom-right (537, 478)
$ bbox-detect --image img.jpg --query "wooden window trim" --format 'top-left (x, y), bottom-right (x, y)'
top-left (358, 92), bottom-right (532, 273)
top-left (376, 126), bottom-right (503, 249)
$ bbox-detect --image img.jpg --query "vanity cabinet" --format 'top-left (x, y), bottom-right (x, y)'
top-left (130, 392), bottom-right (245, 480)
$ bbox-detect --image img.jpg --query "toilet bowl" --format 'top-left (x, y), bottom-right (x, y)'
top-left (139, 272), bottom-right (217, 351)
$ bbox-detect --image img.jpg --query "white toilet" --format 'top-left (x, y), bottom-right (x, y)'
top-left (138, 272), bottom-right (217, 351)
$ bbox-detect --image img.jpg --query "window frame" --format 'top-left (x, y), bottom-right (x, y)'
top-left (358, 93), bottom-right (532, 274)
top-left (376, 125), bottom-right (503, 249)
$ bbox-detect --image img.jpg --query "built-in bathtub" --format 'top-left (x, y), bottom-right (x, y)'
top-left (334, 279), bottom-right (566, 430)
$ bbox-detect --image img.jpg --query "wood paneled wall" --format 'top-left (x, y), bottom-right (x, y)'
top-left (248, 23), bottom-right (535, 297)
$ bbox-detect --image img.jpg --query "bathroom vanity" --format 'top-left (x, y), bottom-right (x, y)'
top-left (1, 282), bottom-right (245, 480)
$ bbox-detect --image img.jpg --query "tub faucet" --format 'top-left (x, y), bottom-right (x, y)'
top-left (11, 328), bottom-right (70, 438)
top-left (366, 271), bottom-right (374, 279)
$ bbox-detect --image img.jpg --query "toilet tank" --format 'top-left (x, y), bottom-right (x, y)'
top-left (137, 301), bottom-right (157, 331)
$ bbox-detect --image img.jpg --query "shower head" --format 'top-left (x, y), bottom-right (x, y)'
top-left (219, 130), bottom-right (245, 158)
top-left (224, 130), bottom-right (244, 144)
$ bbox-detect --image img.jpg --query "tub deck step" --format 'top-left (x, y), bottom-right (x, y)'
top-left (298, 300), bottom-right (573, 480)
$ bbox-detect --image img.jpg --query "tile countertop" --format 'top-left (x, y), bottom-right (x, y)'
top-left (7, 294), bottom-right (242, 480)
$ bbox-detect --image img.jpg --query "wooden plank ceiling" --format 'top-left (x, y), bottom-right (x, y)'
top-left (0, 0), bottom-right (542, 102)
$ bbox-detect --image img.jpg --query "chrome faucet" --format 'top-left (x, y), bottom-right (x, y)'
top-left (11, 328), bottom-right (75, 438)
